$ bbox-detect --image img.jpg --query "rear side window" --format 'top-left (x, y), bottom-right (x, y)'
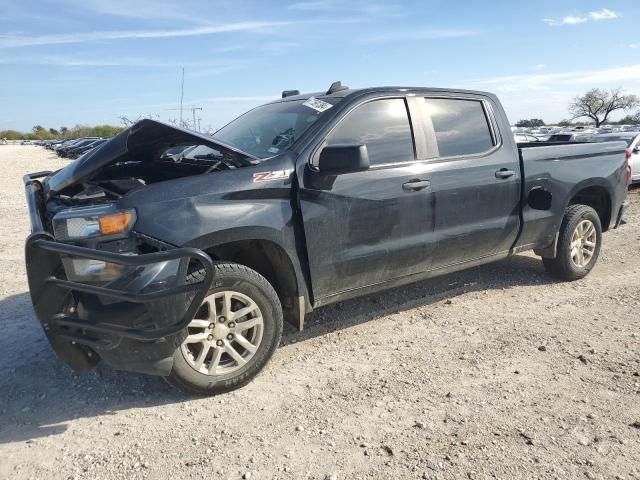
top-left (423, 98), bottom-right (494, 157)
top-left (325, 98), bottom-right (414, 166)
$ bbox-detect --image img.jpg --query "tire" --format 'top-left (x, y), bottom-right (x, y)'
top-left (166, 262), bottom-right (283, 395)
top-left (542, 204), bottom-right (602, 281)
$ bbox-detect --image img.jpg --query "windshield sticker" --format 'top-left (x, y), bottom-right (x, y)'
top-left (302, 97), bottom-right (333, 113)
top-left (253, 169), bottom-right (293, 183)
top-left (267, 146), bottom-right (280, 154)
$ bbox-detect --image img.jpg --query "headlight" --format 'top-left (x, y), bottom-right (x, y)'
top-left (53, 205), bottom-right (136, 241)
top-left (61, 258), bottom-right (125, 282)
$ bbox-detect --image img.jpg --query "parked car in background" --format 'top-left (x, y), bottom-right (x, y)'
top-left (514, 133), bottom-right (541, 143)
top-left (591, 132), bottom-right (640, 184)
top-left (67, 139), bottom-right (108, 159)
top-left (45, 140), bottom-right (65, 150)
top-left (53, 139), bottom-right (81, 152)
top-left (57, 138), bottom-right (101, 157)
top-left (546, 133), bottom-right (594, 143)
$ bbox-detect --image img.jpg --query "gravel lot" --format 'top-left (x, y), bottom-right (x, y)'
top-left (1, 145), bottom-right (639, 480)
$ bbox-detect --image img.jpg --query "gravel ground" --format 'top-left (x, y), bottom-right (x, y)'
top-left (1, 145), bottom-right (639, 480)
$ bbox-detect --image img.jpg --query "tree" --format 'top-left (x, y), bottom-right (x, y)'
top-left (569, 88), bottom-right (639, 127)
top-left (49, 128), bottom-right (60, 136)
top-left (558, 119), bottom-right (572, 127)
top-left (616, 111), bottom-right (640, 125)
top-left (516, 118), bottom-right (545, 128)
top-left (0, 130), bottom-right (24, 140)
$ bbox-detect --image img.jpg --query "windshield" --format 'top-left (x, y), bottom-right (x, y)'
top-left (212, 98), bottom-right (339, 159)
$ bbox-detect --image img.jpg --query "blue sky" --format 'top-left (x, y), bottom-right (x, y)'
top-left (1, 0), bottom-right (639, 131)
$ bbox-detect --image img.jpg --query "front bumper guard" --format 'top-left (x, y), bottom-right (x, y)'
top-left (28, 238), bottom-right (214, 341)
top-left (24, 171), bottom-right (214, 375)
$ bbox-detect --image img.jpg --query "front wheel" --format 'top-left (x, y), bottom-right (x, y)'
top-left (542, 204), bottom-right (602, 281)
top-left (166, 262), bottom-right (283, 395)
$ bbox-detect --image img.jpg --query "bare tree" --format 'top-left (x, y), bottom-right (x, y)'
top-left (569, 88), bottom-right (639, 127)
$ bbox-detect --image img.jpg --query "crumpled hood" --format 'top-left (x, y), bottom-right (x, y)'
top-left (45, 119), bottom-right (255, 195)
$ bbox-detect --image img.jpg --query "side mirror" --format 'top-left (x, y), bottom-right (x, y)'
top-left (317, 144), bottom-right (370, 175)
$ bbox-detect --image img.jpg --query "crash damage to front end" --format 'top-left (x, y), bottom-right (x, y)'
top-left (22, 120), bottom-right (258, 376)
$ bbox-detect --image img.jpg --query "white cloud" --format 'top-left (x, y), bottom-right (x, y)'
top-left (59, 0), bottom-right (205, 23)
top-left (0, 55), bottom-right (252, 69)
top-left (0, 21), bottom-right (293, 48)
top-left (470, 64), bottom-right (640, 89)
top-left (630, 43), bottom-right (639, 49)
top-left (199, 95), bottom-right (279, 104)
top-left (532, 64), bottom-right (546, 71)
top-left (562, 15), bottom-right (588, 25)
top-left (543, 8), bottom-right (619, 27)
top-left (288, 0), bottom-right (334, 10)
top-left (288, 0), bottom-right (402, 16)
top-left (543, 17), bottom-right (584, 26)
top-left (360, 28), bottom-right (482, 43)
top-left (462, 65), bottom-right (640, 122)
top-left (589, 8), bottom-right (618, 20)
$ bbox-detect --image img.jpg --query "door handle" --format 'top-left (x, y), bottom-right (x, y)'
top-left (495, 168), bottom-right (515, 179)
top-left (402, 179), bottom-right (431, 192)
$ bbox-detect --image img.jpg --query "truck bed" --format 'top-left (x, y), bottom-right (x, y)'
top-left (514, 141), bottom-right (628, 252)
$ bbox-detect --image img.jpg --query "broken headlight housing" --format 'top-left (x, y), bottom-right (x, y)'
top-left (53, 205), bottom-right (136, 241)
top-left (52, 205), bottom-right (137, 281)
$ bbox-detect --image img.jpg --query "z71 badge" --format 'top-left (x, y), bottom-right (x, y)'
top-left (252, 169), bottom-right (293, 182)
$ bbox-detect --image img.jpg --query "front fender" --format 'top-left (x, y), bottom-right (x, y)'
top-left (185, 226), bottom-right (310, 305)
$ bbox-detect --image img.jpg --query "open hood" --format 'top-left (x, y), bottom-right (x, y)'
top-left (46, 119), bottom-right (256, 195)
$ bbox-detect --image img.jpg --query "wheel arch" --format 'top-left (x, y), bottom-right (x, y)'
top-left (566, 180), bottom-right (613, 232)
top-left (185, 227), bottom-right (311, 330)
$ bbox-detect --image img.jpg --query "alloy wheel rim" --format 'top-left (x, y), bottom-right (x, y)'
top-left (181, 290), bottom-right (264, 375)
top-left (570, 219), bottom-right (597, 268)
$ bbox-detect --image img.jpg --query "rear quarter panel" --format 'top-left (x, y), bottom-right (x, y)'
top-left (516, 141), bottom-right (628, 251)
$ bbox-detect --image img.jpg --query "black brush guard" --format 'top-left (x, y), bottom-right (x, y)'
top-left (24, 171), bottom-right (215, 375)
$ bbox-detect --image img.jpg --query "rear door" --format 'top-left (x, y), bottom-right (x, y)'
top-left (298, 97), bottom-right (437, 300)
top-left (417, 95), bottom-right (522, 268)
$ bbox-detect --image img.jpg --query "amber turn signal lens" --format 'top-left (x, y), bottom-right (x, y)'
top-left (99, 211), bottom-right (133, 235)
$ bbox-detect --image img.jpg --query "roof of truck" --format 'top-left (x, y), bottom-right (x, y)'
top-left (270, 85), bottom-right (495, 104)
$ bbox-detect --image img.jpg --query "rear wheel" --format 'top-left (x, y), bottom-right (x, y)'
top-left (542, 204), bottom-right (602, 281)
top-left (166, 262), bottom-right (283, 395)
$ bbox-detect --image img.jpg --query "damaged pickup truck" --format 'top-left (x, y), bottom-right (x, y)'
top-left (24, 83), bottom-right (630, 395)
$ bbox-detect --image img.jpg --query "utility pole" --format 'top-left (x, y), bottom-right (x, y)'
top-left (165, 105), bottom-right (203, 131)
top-left (179, 67), bottom-right (185, 127)
top-left (192, 107), bottom-right (203, 131)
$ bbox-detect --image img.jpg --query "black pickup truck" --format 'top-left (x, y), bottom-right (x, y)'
top-left (24, 83), bottom-right (630, 394)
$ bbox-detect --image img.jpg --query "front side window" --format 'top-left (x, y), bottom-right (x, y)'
top-left (325, 98), bottom-right (415, 166)
top-left (423, 98), bottom-right (495, 157)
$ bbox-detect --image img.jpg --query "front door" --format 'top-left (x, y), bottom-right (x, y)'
top-left (298, 97), bottom-right (437, 301)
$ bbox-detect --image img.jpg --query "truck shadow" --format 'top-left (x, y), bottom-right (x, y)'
top-left (0, 292), bottom-right (189, 444)
top-left (282, 253), bottom-right (554, 342)
top-left (0, 253), bottom-right (553, 444)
